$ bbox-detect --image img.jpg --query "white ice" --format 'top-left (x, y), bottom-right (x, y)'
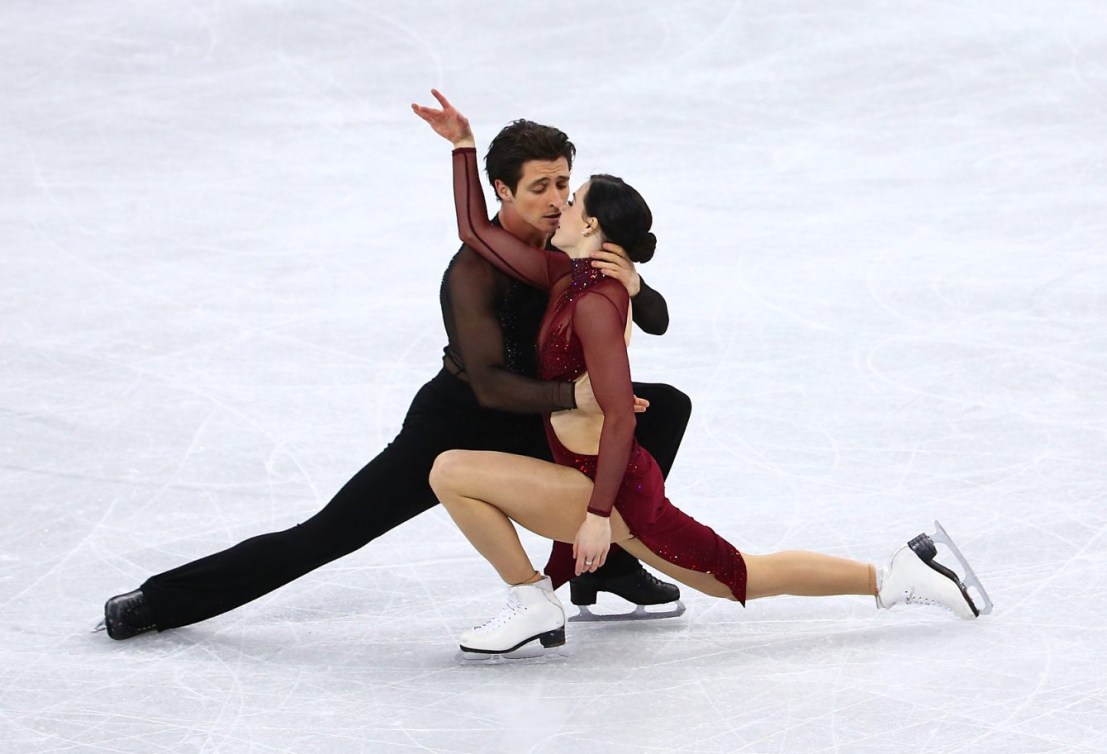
top-left (2, 1), bottom-right (1105, 752)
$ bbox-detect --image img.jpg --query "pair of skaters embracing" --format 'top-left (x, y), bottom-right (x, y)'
top-left (413, 90), bottom-right (991, 657)
top-left (100, 90), bottom-right (991, 659)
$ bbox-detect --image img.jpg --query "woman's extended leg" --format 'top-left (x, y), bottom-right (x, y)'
top-left (433, 449), bottom-right (874, 601)
top-left (744, 552), bottom-right (876, 599)
top-left (619, 541), bottom-right (875, 601)
top-left (429, 450), bottom-right (633, 584)
top-left (624, 536), bottom-right (981, 619)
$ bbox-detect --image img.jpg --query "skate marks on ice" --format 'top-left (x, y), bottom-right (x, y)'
top-left (4, 0), bottom-right (1105, 750)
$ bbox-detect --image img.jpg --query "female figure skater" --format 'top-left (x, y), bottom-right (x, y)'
top-left (413, 91), bottom-right (990, 656)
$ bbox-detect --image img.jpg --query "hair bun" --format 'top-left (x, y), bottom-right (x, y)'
top-left (633, 231), bottom-right (657, 263)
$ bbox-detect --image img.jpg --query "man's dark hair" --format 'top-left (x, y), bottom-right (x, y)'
top-left (585, 174), bottom-right (657, 264)
top-left (484, 119), bottom-right (576, 200)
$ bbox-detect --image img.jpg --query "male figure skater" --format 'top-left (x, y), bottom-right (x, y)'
top-left (101, 118), bottom-right (691, 639)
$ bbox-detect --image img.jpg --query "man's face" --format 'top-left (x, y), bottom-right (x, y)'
top-left (496, 157), bottom-right (571, 237)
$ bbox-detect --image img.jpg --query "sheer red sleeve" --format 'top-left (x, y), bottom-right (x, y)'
top-left (452, 147), bottom-right (570, 289)
top-left (574, 283), bottom-right (636, 517)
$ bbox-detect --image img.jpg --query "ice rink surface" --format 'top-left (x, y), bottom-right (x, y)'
top-left (3, 1), bottom-right (1105, 751)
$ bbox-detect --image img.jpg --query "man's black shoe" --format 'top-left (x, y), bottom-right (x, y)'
top-left (570, 565), bottom-right (680, 606)
top-left (102, 589), bottom-right (157, 640)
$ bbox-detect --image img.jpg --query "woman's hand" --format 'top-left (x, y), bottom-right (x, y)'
top-left (411, 89), bottom-right (475, 148)
top-left (573, 513), bottom-right (612, 575)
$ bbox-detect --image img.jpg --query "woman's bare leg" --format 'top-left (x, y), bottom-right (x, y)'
top-left (432, 450), bottom-right (875, 601)
top-left (430, 450), bottom-right (633, 584)
top-left (743, 552), bottom-right (876, 599)
top-left (620, 542), bottom-right (875, 601)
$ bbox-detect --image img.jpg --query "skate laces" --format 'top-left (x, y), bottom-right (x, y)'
top-left (886, 577), bottom-right (957, 614)
top-left (904, 591), bottom-right (941, 609)
top-left (473, 590), bottom-right (523, 632)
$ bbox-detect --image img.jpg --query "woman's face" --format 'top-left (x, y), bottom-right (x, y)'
top-left (551, 181), bottom-right (595, 250)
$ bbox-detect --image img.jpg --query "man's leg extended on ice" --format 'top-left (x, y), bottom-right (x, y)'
top-left (99, 372), bottom-right (467, 638)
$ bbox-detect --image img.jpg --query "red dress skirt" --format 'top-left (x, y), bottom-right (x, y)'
top-left (543, 422), bottom-right (747, 604)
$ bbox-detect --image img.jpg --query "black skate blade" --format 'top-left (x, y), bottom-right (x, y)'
top-left (569, 600), bottom-right (686, 623)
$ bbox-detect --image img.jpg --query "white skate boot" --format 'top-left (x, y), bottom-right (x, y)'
top-left (460, 575), bottom-right (566, 657)
top-left (877, 521), bottom-right (993, 619)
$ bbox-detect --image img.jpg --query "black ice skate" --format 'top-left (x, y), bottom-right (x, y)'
top-left (568, 564), bottom-right (686, 622)
top-left (94, 589), bottom-right (157, 639)
top-left (878, 520), bottom-right (993, 619)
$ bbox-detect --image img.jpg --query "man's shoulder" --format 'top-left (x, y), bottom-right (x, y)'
top-left (447, 245), bottom-right (506, 294)
top-left (451, 244), bottom-right (497, 272)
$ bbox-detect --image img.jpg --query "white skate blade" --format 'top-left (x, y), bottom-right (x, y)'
top-left (931, 520), bottom-right (994, 616)
top-left (91, 620), bottom-right (107, 634)
top-left (456, 645), bottom-right (568, 665)
top-left (569, 600), bottom-right (686, 623)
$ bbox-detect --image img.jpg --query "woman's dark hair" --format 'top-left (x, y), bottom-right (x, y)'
top-left (485, 119), bottom-right (576, 199)
top-left (584, 174), bottom-right (656, 263)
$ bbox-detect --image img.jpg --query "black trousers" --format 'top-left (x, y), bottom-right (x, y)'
top-left (142, 370), bottom-right (691, 629)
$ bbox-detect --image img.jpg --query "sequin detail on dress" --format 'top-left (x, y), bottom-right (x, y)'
top-left (538, 258), bottom-right (608, 382)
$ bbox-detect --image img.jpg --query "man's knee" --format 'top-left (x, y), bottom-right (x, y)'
top-left (639, 383), bottom-right (692, 427)
top-left (664, 385), bottom-right (692, 424)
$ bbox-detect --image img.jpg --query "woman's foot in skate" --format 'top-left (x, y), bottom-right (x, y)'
top-left (460, 575), bottom-right (565, 656)
top-left (876, 529), bottom-right (987, 619)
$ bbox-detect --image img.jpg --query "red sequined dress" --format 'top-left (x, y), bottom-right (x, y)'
top-left (451, 147), bottom-right (746, 602)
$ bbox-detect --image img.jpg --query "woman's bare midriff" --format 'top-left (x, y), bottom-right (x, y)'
top-left (547, 305), bottom-right (633, 456)
top-left (549, 408), bottom-right (603, 455)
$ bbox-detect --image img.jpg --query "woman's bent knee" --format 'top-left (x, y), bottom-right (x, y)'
top-left (429, 449), bottom-right (473, 497)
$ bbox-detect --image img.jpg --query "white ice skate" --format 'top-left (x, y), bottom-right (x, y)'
top-left (878, 520), bottom-right (993, 619)
top-left (459, 575), bottom-right (566, 658)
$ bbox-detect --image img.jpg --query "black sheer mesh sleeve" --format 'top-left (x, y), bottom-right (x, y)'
top-left (573, 283), bottom-right (636, 517)
top-left (452, 148), bottom-right (570, 289)
top-left (443, 251), bottom-right (576, 413)
top-left (630, 276), bottom-right (669, 335)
